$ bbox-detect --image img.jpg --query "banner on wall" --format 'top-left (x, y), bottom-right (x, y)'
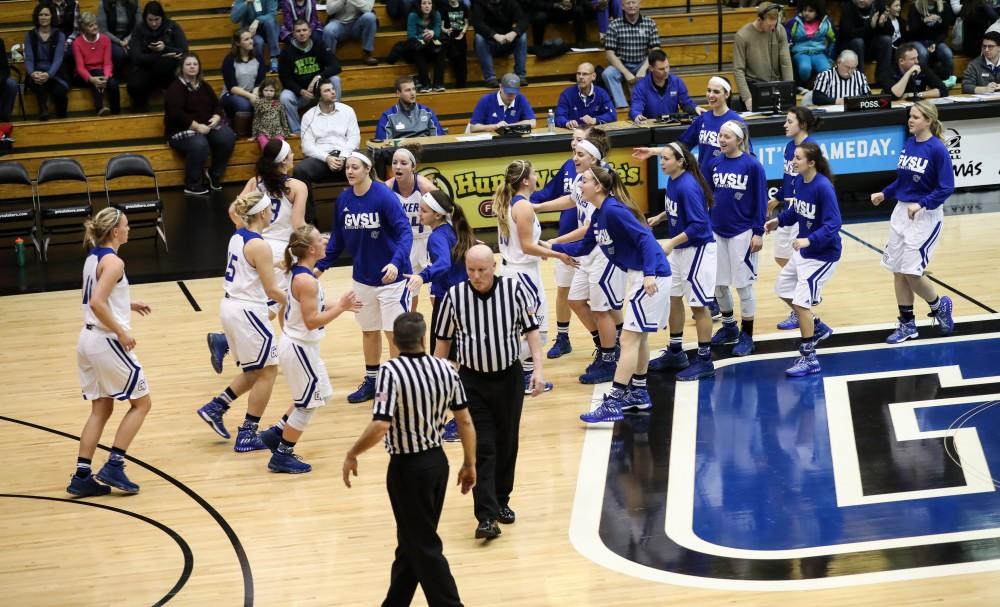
top-left (942, 118), bottom-right (1000, 188)
top-left (414, 147), bottom-right (649, 230)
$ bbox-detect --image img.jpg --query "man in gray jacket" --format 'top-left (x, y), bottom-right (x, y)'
top-left (962, 31), bottom-right (1000, 94)
top-left (323, 0), bottom-right (379, 65)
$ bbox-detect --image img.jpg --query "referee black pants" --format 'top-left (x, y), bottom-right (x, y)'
top-left (384, 447), bottom-right (463, 607)
top-left (460, 362), bottom-right (524, 522)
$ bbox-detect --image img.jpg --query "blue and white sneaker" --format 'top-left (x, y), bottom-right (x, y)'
top-left (813, 319), bottom-right (833, 343)
top-left (785, 354), bottom-right (822, 377)
top-left (886, 318), bottom-right (918, 344)
top-left (711, 323), bottom-right (740, 346)
top-left (207, 332), bottom-right (229, 374)
top-left (932, 295), bottom-right (955, 334)
top-left (67, 474), bottom-right (111, 497)
top-left (579, 358), bottom-right (616, 384)
top-left (732, 331), bottom-right (755, 356)
top-left (268, 451), bottom-right (312, 474)
top-left (197, 399), bottom-right (230, 439)
top-left (524, 372), bottom-right (554, 394)
top-left (621, 387), bottom-right (651, 412)
top-left (546, 334), bottom-right (572, 359)
top-left (234, 423), bottom-right (267, 453)
top-left (259, 425), bottom-right (282, 452)
top-left (708, 300), bottom-right (722, 320)
top-left (648, 349), bottom-right (689, 371)
top-left (442, 418), bottom-right (459, 442)
top-left (776, 309), bottom-right (799, 330)
top-left (96, 461), bottom-right (139, 493)
top-left (676, 358), bottom-right (715, 381)
top-left (580, 395), bottom-right (625, 423)
top-left (347, 376), bottom-right (376, 403)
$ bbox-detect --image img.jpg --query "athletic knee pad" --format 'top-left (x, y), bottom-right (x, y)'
top-left (735, 285), bottom-right (756, 317)
top-left (287, 406), bottom-right (317, 431)
top-left (714, 286), bottom-right (734, 312)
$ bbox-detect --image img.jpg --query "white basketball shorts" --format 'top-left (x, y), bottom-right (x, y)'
top-left (881, 201), bottom-right (944, 276)
top-left (354, 280), bottom-right (411, 332)
top-left (669, 242), bottom-right (717, 308)
top-left (568, 249), bottom-right (625, 312)
top-left (77, 326), bottom-right (150, 401)
top-left (278, 336), bottom-right (333, 408)
top-left (554, 258), bottom-right (575, 288)
top-left (774, 251), bottom-right (837, 309)
top-left (715, 229), bottom-right (759, 289)
top-left (501, 260), bottom-right (548, 334)
top-left (773, 225), bottom-right (798, 261)
top-left (623, 270), bottom-right (670, 333)
top-left (220, 296), bottom-right (279, 371)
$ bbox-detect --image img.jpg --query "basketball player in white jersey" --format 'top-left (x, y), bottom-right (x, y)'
top-left (384, 146), bottom-right (437, 311)
top-left (197, 192), bottom-right (288, 453)
top-left (493, 160), bottom-right (575, 393)
top-left (207, 139), bottom-right (308, 373)
top-left (68, 208), bottom-right (152, 496)
top-left (257, 225), bottom-right (360, 473)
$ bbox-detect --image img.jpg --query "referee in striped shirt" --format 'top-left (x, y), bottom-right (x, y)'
top-left (434, 244), bottom-right (546, 540)
top-left (343, 312), bottom-right (476, 607)
top-left (811, 49), bottom-right (872, 105)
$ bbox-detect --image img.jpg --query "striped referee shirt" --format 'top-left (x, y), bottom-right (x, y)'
top-left (436, 276), bottom-right (539, 373)
top-left (812, 67), bottom-right (872, 105)
top-left (373, 353), bottom-right (468, 455)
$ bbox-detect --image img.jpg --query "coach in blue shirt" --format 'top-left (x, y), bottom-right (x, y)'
top-left (629, 49), bottom-right (697, 123)
top-left (469, 73), bottom-right (537, 132)
top-left (555, 62), bottom-right (616, 128)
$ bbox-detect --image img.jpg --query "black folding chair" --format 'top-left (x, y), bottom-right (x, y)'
top-left (104, 153), bottom-right (167, 251)
top-left (0, 160), bottom-right (40, 257)
top-left (36, 157), bottom-right (93, 260)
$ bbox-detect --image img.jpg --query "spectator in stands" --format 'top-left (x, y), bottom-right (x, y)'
top-left (376, 75), bottom-right (446, 140)
top-left (440, 0), bottom-right (470, 88)
top-left (527, 0), bottom-right (590, 47)
top-left (593, 0), bottom-right (621, 42)
top-left (280, 0), bottom-right (324, 46)
top-left (72, 11), bottom-right (120, 116)
top-left (907, 0), bottom-right (955, 82)
top-left (469, 72), bottom-right (536, 132)
top-left (879, 41), bottom-right (948, 99)
top-left (786, 0), bottom-right (835, 85)
top-left (955, 0), bottom-right (999, 59)
top-left (294, 80), bottom-right (361, 216)
top-left (279, 19), bottom-right (343, 133)
top-left (629, 48), bottom-right (696, 123)
top-left (407, 0), bottom-right (446, 92)
top-left (838, 0), bottom-right (894, 86)
top-left (733, 2), bottom-right (794, 110)
top-left (0, 40), bottom-right (18, 122)
top-left (554, 62), bottom-right (615, 128)
top-left (471, 0), bottom-right (530, 88)
top-left (97, 0), bottom-right (140, 75)
top-left (50, 0), bottom-right (80, 46)
top-left (221, 29), bottom-right (267, 132)
top-left (25, 3), bottom-right (70, 120)
top-left (602, 0), bottom-right (661, 109)
top-left (128, 1), bottom-right (188, 113)
top-left (231, 0), bottom-right (281, 73)
top-left (164, 53), bottom-right (237, 196)
top-left (880, 0), bottom-right (909, 50)
top-left (252, 77), bottom-right (292, 147)
top-left (961, 31), bottom-right (1000, 94)
top-left (811, 48), bottom-right (871, 104)
top-left (324, 0), bottom-right (380, 66)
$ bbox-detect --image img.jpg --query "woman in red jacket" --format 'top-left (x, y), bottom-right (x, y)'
top-left (73, 11), bottom-right (120, 115)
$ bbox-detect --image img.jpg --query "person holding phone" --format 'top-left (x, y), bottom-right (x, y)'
top-left (127, 1), bottom-right (188, 112)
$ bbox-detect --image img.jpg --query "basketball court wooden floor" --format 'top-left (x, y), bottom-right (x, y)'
top-left (2, 213), bottom-right (999, 606)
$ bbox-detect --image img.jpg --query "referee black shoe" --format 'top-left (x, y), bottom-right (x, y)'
top-left (498, 506), bottom-right (516, 525)
top-left (475, 519), bottom-right (501, 539)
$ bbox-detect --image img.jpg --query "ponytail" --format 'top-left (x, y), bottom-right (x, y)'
top-left (665, 141), bottom-right (713, 210)
top-left (283, 224), bottom-right (317, 271)
top-left (83, 207), bottom-right (123, 248)
top-left (797, 141), bottom-right (834, 183)
top-left (426, 190), bottom-right (475, 263)
top-left (494, 160), bottom-right (531, 241)
top-left (256, 138), bottom-right (291, 197)
top-left (912, 100), bottom-right (945, 141)
top-left (590, 165), bottom-right (647, 228)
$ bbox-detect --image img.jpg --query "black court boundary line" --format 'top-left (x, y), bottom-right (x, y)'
top-left (839, 227), bottom-right (997, 314)
top-left (0, 493), bottom-right (194, 606)
top-left (0, 416), bottom-right (253, 606)
top-left (177, 281), bottom-right (201, 312)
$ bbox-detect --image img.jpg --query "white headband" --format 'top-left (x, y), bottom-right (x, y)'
top-left (348, 151), bottom-right (372, 168)
top-left (273, 139), bottom-right (291, 164)
top-left (247, 196), bottom-right (271, 216)
top-left (578, 139), bottom-right (602, 162)
top-left (720, 120), bottom-right (746, 139)
top-left (667, 141), bottom-right (684, 158)
top-left (395, 147), bottom-right (417, 167)
top-left (708, 76), bottom-right (731, 93)
top-left (421, 191), bottom-right (449, 218)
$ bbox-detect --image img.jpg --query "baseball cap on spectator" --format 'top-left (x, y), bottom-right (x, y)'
top-left (501, 73), bottom-right (521, 95)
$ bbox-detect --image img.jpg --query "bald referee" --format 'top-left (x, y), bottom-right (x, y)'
top-left (435, 244), bottom-right (546, 540)
top-left (343, 312), bottom-right (476, 607)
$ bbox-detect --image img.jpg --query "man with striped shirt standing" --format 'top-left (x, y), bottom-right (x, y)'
top-left (811, 50), bottom-right (872, 105)
top-left (435, 244), bottom-right (546, 540)
top-left (343, 312), bottom-right (476, 607)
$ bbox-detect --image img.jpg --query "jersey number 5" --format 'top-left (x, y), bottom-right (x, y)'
top-left (224, 254), bottom-right (238, 282)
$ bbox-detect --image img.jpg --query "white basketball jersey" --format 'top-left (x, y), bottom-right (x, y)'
top-left (82, 247), bottom-right (131, 331)
top-left (259, 179), bottom-right (294, 245)
top-left (392, 179), bottom-right (429, 240)
top-left (224, 228), bottom-right (268, 303)
top-left (283, 266), bottom-right (325, 342)
top-left (499, 195), bottom-right (540, 266)
top-left (572, 173), bottom-right (594, 228)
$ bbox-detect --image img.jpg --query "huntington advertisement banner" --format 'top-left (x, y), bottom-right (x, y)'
top-left (414, 147), bottom-right (650, 230)
top-left (941, 118), bottom-right (1000, 188)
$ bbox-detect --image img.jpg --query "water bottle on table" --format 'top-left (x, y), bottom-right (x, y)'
top-left (547, 109), bottom-right (555, 134)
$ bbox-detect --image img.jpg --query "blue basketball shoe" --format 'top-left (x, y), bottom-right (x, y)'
top-left (785, 353), bottom-right (822, 377)
top-left (776, 309), bottom-right (799, 330)
top-left (886, 318), bottom-right (919, 344)
top-left (580, 395), bottom-right (625, 423)
top-left (268, 451), bottom-right (312, 474)
top-left (676, 358), bottom-right (716, 381)
top-left (648, 349), bottom-right (689, 371)
top-left (442, 419), bottom-right (459, 442)
top-left (579, 357), bottom-right (616, 384)
top-left (732, 331), bottom-right (755, 356)
top-left (96, 461), bottom-right (140, 493)
top-left (197, 399), bottom-right (230, 439)
top-left (234, 423), bottom-right (266, 453)
top-left (546, 334), bottom-right (572, 359)
top-left (259, 425), bottom-right (282, 452)
top-left (813, 319), bottom-right (833, 343)
top-left (347, 376), bottom-right (376, 403)
top-left (207, 332), bottom-right (229, 374)
top-left (67, 474), bottom-right (111, 497)
top-left (711, 323), bottom-right (740, 346)
top-left (621, 387), bottom-right (651, 412)
top-left (932, 295), bottom-right (954, 334)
